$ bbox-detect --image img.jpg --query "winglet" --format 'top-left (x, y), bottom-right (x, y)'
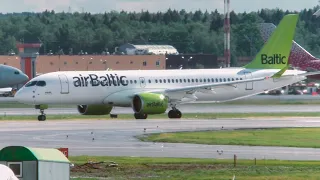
top-left (271, 64), bottom-right (289, 78)
top-left (243, 14), bottom-right (299, 70)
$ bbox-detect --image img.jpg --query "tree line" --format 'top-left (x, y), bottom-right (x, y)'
top-left (0, 6), bottom-right (320, 65)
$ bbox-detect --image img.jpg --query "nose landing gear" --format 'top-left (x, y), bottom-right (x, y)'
top-left (35, 104), bottom-right (48, 121)
top-left (38, 109), bottom-right (46, 121)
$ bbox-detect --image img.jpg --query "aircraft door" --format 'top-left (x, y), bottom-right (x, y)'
top-left (139, 77), bottom-right (146, 88)
top-left (244, 72), bottom-right (253, 90)
top-left (58, 74), bottom-right (69, 94)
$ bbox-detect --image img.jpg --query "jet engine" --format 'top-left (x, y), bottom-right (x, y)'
top-left (77, 104), bottom-right (113, 115)
top-left (132, 93), bottom-right (168, 114)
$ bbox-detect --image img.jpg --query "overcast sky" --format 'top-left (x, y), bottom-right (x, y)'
top-left (1, 0), bottom-right (319, 13)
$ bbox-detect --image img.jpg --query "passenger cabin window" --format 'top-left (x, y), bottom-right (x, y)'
top-left (25, 81), bottom-right (37, 87)
top-left (36, 81), bottom-right (46, 87)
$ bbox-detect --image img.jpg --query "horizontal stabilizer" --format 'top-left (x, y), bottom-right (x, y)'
top-left (299, 71), bottom-right (320, 77)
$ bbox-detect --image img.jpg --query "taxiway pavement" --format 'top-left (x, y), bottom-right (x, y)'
top-left (1, 118), bottom-right (320, 160)
top-left (1, 104), bottom-right (320, 116)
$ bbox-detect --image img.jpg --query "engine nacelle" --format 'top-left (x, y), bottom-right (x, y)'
top-left (77, 104), bottom-right (113, 115)
top-left (132, 93), bottom-right (168, 114)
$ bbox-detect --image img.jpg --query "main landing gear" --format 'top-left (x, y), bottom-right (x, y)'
top-left (134, 113), bottom-right (148, 119)
top-left (35, 104), bottom-right (48, 121)
top-left (133, 106), bottom-right (182, 120)
top-left (168, 106), bottom-right (182, 119)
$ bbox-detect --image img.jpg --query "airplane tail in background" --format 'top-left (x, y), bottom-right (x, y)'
top-left (244, 14), bottom-right (299, 70)
top-left (257, 23), bottom-right (319, 71)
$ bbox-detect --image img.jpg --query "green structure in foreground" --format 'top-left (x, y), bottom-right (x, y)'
top-left (0, 146), bottom-right (70, 180)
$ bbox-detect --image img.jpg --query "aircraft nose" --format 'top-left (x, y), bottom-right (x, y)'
top-left (14, 89), bottom-right (30, 104)
top-left (14, 89), bottom-right (22, 101)
top-left (20, 73), bottom-right (29, 83)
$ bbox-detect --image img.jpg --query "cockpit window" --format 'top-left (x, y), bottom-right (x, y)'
top-left (36, 81), bottom-right (46, 87)
top-left (14, 71), bottom-right (20, 74)
top-left (25, 81), bottom-right (37, 87)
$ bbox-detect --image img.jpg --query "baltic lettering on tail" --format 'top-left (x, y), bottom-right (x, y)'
top-left (261, 54), bottom-right (286, 64)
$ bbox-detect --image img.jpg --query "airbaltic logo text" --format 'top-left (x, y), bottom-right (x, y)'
top-left (73, 74), bottom-right (128, 87)
top-left (261, 54), bottom-right (286, 64)
top-left (146, 102), bottom-right (164, 107)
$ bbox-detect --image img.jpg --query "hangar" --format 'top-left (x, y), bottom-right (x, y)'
top-left (118, 43), bottom-right (178, 55)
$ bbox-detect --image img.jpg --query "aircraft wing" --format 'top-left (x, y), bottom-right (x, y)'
top-left (143, 76), bottom-right (268, 99)
top-left (0, 87), bottom-right (12, 94)
top-left (164, 77), bottom-right (267, 94)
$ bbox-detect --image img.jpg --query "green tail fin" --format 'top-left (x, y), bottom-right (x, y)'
top-left (244, 14), bottom-right (299, 69)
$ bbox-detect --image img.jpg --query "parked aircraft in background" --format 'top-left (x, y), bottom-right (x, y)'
top-left (258, 22), bottom-right (320, 79)
top-left (0, 64), bottom-right (28, 88)
top-left (14, 14), bottom-right (320, 121)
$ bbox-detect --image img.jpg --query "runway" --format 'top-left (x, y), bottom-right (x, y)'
top-left (0, 94), bottom-right (320, 115)
top-left (1, 104), bottom-right (320, 115)
top-left (1, 118), bottom-right (320, 160)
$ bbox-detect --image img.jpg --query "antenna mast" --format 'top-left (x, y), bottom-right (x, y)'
top-left (224, 0), bottom-right (231, 67)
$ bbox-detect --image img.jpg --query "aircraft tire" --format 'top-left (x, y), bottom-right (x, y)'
top-left (38, 115), bottom-right (46, 121)
top-left (134, 113), bottom-right (148, 119)
top-left (168, 110), bottom-right (182, 119)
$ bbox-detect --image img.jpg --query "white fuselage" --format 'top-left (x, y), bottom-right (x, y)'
top-left (15, 68), bottom-right (306, 107)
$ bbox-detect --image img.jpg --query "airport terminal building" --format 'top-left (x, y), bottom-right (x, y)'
top-left (0, 54), bottom-right (220, 75)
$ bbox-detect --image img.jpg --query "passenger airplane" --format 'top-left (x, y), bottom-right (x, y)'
top-left (0, 64), bottom-right (28, 88)
top-left (14, 14), bottom-right (320, 121)
top-left (258, 22), bottom-right (320, 79)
